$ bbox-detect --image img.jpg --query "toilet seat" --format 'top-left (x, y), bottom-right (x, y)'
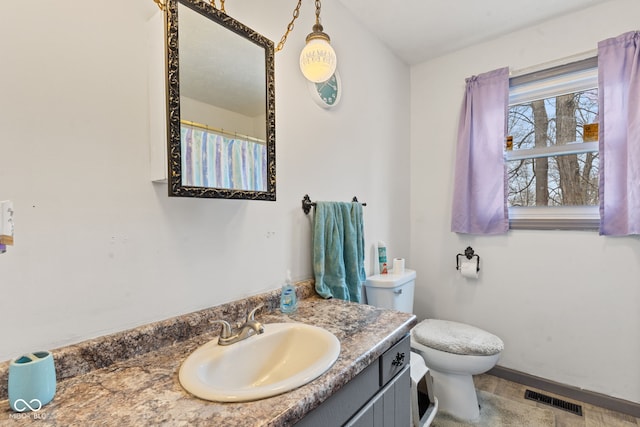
top-left (412, 319), bottom-right (503, 356)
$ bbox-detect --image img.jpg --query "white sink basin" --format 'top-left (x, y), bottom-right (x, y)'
top-left (179, 322), bottom-right (340, 402)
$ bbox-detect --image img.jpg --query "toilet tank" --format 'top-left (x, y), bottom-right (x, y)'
top-left (364, 269), bottom-right (416, 313)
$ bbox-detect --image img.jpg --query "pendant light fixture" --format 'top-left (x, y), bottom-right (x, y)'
top-left (153, 0), bottom-right (339, 84)
top-left (299, 0), bottom-right (337, 83)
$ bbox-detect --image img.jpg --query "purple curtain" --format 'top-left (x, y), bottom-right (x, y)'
top-left (598, 31), bottom-right (640, 236)
top-left (451, 67), bottom-right (509, 234)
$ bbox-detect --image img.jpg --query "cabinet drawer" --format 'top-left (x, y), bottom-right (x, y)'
top-left (379, 335), bottom-right (410, 386)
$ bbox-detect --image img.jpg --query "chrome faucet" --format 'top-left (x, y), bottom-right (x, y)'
top-left (210, 305), bottom-right (264, 346)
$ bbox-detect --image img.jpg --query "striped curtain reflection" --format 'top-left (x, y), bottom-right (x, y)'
top-left (181, 125), bottom-right (267, 191)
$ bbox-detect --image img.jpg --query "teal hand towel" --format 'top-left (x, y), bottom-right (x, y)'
top-left (313, 201), bottom-right (366, 302)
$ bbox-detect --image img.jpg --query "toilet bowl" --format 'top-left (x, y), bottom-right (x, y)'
top-left (364, 270), bottom-right (504, 423)
top-left (411, 319), bottom-right (503, 421)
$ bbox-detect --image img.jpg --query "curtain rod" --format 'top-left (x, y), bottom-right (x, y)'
top-left (180, 119), bottom-right (266, 145)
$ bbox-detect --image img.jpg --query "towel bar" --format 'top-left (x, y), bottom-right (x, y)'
top-left (302, 194), bottom-right (367, 215)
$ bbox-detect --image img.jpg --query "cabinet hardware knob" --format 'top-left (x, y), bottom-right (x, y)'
top-left (391, 352), bottom-right (405, 367)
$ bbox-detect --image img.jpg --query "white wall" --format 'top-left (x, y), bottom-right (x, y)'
top-left (0, 1), bottom-right (410, 361)
top-left (410, 0), bottom-right (640, 403)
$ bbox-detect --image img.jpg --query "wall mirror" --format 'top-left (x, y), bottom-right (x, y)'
top-left (166, 0), bottom-right (276, 200)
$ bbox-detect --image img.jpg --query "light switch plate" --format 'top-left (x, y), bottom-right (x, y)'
top-left (0, 200), bottom-right (14, 245)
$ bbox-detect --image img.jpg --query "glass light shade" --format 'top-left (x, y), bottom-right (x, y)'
top-left (299, 37), bottom-right (337, 83)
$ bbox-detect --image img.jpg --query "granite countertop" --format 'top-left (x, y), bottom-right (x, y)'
top-left (0, 282), bottom-right (416, 426)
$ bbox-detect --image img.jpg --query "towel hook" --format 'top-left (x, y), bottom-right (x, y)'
top-left (302, 194), bottom-right (313, 215)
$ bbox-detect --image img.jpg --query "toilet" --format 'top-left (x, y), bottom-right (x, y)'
top-left (364, 269), bottom-right (504, 422)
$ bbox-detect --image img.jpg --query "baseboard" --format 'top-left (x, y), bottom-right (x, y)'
top-left (488, 365), bottom-right (640, 418)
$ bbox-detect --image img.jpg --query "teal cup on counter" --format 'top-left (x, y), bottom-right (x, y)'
top-left (8, 351), bottom-right (56, 412)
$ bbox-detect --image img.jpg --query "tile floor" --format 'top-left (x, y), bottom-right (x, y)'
top-left (473, 374), bottom-right (640, 427)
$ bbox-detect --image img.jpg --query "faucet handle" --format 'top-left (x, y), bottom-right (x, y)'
top-left (210, 319), bottom-right (232, 338)
top-left (247, 304), bottom-right (264, 322)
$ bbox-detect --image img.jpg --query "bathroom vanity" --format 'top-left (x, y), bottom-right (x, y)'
top-left (0, 281), bottom-right (416, 426)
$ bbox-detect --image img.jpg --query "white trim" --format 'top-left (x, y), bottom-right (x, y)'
top-left (505, 141), bottom-right (598, 161)
top-left (509, 49), bottom-right (597, 78)
top-left (509, 206), bottom-right (599, 230)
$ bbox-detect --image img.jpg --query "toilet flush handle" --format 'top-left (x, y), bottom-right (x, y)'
top-left (394, 289), bottom-right (403, 295)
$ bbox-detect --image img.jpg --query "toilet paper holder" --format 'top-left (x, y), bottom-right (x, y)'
top-left (456, 246), bottom-right (480, 273)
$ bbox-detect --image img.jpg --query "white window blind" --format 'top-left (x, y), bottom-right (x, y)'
top-left (509, 57), bottom-right (598, 105)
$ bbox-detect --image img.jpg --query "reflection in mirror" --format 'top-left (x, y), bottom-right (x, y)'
top-left (166, 0), bottom-right (276, 200)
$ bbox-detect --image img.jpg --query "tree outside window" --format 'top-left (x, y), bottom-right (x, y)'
top-left (507, 88), bottom-right (599, 208)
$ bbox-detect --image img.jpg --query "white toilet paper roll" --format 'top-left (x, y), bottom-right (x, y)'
top-left (459, 259), bottom-right (479, 279)
top-left (392, 258), bottom-right (405, 274)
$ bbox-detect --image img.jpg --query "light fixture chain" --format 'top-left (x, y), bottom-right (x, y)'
top-left (315, 0), bottom-right (322, 25)
top-left (276, 0), bottom-right (303, 52)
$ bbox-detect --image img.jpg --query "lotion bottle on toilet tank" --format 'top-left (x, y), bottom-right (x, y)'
top-left (378, 241), bottom-right (388, 274)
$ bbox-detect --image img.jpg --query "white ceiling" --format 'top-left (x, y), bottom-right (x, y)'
top-left (335, 0), bottom-right (614, 65)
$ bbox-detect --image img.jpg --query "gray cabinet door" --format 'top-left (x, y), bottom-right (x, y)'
top-left (345, 365), bottom-right (411, 427)
top-left (296, 362), bottom-right (379, 427)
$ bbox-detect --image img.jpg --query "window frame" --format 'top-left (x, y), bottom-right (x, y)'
top-left (507, 57), bottom-right (600, 231)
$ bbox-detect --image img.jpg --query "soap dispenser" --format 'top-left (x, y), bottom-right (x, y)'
top-left (280, 270), bottom-right (297, 314)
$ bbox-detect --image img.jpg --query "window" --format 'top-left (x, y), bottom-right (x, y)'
top-left (506, 57), bottom-right (600, 230)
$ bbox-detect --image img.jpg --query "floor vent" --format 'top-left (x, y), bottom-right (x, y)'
top-left (524, 389), bottom-right (583, 416)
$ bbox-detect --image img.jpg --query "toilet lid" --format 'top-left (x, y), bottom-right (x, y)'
top-left (412, 319), bottom-right (504, 356)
